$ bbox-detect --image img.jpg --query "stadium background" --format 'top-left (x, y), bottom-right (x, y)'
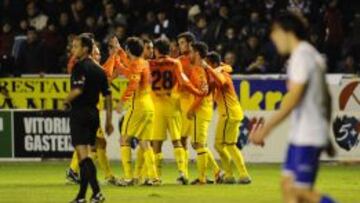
top-left (0, 0), bottom-right (359, 75)
top-left (0, 1), bottom-right (360, 203)
top-left (0, 0), bottom-right (359, 162)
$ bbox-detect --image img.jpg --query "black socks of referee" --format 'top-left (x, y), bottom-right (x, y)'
top-left (77, 157), bottom-right (100, 199)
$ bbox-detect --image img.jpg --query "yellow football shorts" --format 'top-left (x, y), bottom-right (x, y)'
top-left (215, 116), bottom-right (241, 144)
top-left (121, 110), bottom-right (154, 141)
top-left (181, 113), bottom-right (193, 138)
top-left (152, 111), bottom-right (181, 141)
top-left (190, 115), bottom-right (210, 145)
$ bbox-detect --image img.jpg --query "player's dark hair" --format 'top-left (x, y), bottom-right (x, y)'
top-left (177, 32), bottom-right (195, 43)
top-left (79, 32), bottom-right (95, 40)
top-left (206, 51), bottom-right (221, 66)
top-left (191, 41), bottom-right (208, 58)
top-left (125, 37), bottom-right (144, 57)
top-left (143, 38), bottom-right (152, 45)
top-left (154, 38), bottom-right (170, 55)
top-left (272, 12), bottom-right (308, 40)
top-left (78, 35), bottom-right (93, 54)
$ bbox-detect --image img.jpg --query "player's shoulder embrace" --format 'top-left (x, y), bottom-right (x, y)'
top-left (150, 57), bottom-right (179, 67)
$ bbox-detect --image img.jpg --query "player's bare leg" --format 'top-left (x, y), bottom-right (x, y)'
top-left (281, 176), bottom-right (297, 203)
top-left (293, 182), bottom-right (336, 203)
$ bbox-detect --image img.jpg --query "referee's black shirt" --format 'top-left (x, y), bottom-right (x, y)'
top-left (70, 57), bottom-right (111, 108)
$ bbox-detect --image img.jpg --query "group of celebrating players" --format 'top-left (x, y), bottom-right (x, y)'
top-left (65, 31), bottom-right (251, 188)
top-left (63, 12), bottom-right (337, 203)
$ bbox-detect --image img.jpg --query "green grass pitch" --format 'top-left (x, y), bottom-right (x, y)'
top-left (0, 161), bottom-right (359, 203)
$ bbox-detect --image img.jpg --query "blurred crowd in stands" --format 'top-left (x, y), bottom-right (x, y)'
top-left (0, 0), bottom-right (359, 75)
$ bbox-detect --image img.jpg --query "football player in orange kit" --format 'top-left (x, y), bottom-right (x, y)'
top-left (205, 51), bottom-right (251, 184)
top-left (186, 42), bottom-right (223, 184)
top-left (114, 37), bottom-right (160, 186)
top-left (176, 32), bottom-right (196, 178)
top-left (148, 38), bottom-right (206, 184)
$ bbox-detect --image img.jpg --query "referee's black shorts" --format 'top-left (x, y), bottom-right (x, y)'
top-left (70, 106), bottom-right (99, 147)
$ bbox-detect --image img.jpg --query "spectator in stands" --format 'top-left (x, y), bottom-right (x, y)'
top-left (153, 10), bottom-right (177, 39)
top-left (324, 0), bottom-right (344, 72)
top-left (134, 11), bottom-right (157, 35)
top-left (337, 54), bottom-right (359, 74)
top-left (42, 21), bottom-right (64, 73)
top-left (238, 35), bottom-right (261, 70)
top-left (241, 11), bottom-right (267, 41)
top-left (104, 23), bottom-right (127, 47)
top-left (263, 0), bottom-right (278, 21)
top-left (18, 19), bottom-right (29, 35)
top-left (70, 0), bottom-right (89, 25)
top-left (245, 55), bottom-right (268, 74)
top-left (217, 26), bottom-right (240, 56)
top-left (16, 27), bottom-right (46, 74)
top-left (224, 50), bottom-right (241, 73)
top-left (0, 22), bottom-right (15, 75)
top-left (58, 12), bottom-right (76, 38)
top-left (189, 14), bottom-right (211, 43)
top-left (0, 0), bottom-right (357, 74)
top-left (97, 2), bottom-right (127, 32)
top-left (83, 16), bottom-right (99, 36)
top-left (207, 5), bottom-right (230, 47)
top-left (203, 0), bottom-right (221, 18)
top-left (287, 0), bottom-right (311, 16)
top-left (26, 1), bottom-right (49, 31)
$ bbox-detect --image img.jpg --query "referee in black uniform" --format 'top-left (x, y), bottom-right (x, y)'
top-left (64, 35), bottom-right (113, 203)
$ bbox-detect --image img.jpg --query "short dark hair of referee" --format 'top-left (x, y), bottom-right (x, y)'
top-left (64, 35), bottom-right (113, 203)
